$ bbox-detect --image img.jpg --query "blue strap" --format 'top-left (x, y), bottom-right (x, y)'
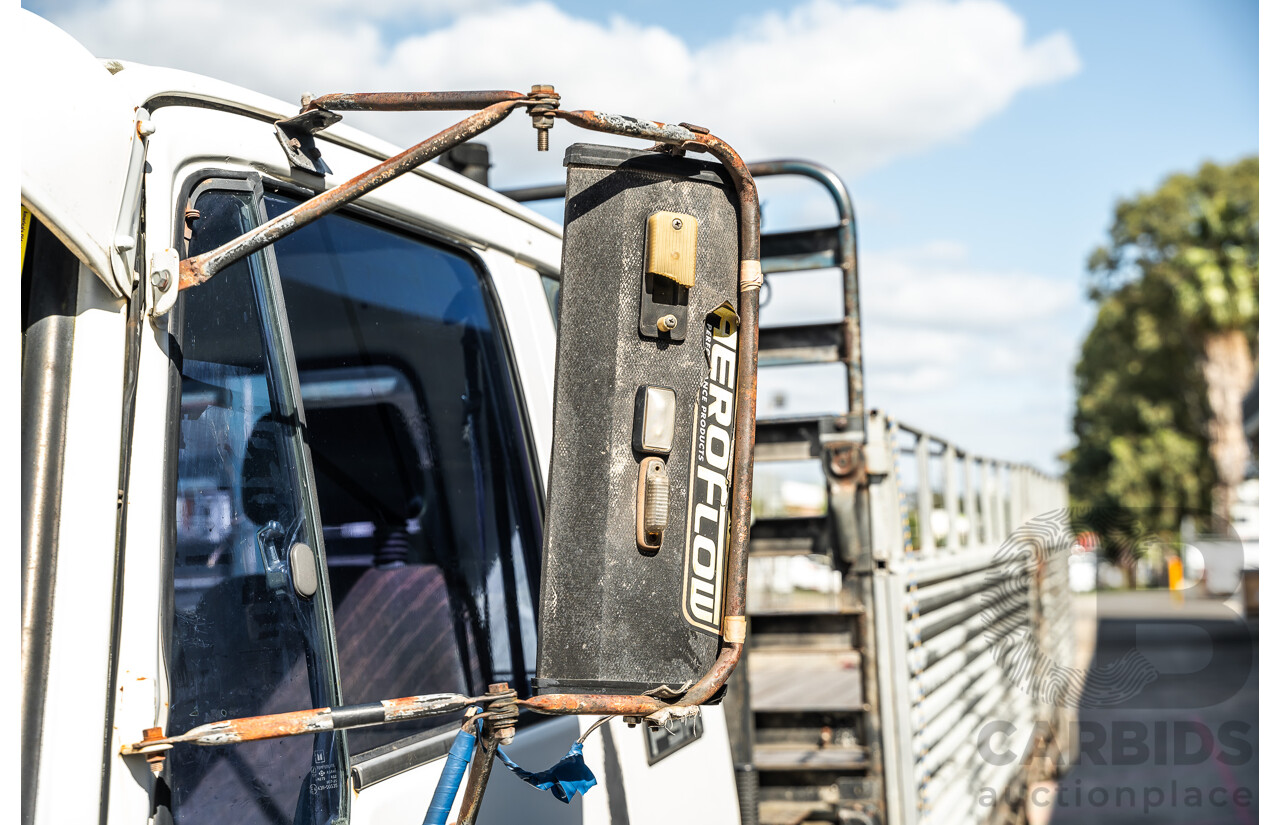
top-left (422, 728), bottom-right (477, 825)
top-left (495, 742), bottom-right (597, 804)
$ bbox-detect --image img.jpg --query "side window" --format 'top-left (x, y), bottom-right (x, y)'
top-left (168, 182), bottom-right (341, 825)
top-left (264, 192), bottom-right (543, 755)
top-left (540, 274), bottom-right (561, 329)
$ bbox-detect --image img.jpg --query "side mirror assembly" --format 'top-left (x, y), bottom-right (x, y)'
top-left (535, 143), bottom-right (753, 702)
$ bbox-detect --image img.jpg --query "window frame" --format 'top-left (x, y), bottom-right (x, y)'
top-left (164, 170), bottom-right (350, 821)
top-left (261, 179), bottom-right (551, 747)
top-left (261, 178), bottom-right (551, 780)
top-left (262, 176), bottom-right (548, 621)
top-left (164, 170), bottom-right (552, 789)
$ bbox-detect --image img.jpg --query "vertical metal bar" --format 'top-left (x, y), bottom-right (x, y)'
top-left (20, 225), bottom-right (79, 825)
top-left (1012, 466), bottom-right (1027, 531)
top-left (915, 433), bottom-right (934, 556)
top-left (857, 572), bottom-right (885, 812)
top-left (865, 412), bottom-right (896, 564)
top-left (943, 443), bottom-right (958, 552)
top-left (980, 460), bottom-right (995, 547)
top-left (888, 420), bottom-right (909, 561)
top-left (456, 734), bottom-right (499, 825)
top-left (873, 572), bottom-right (913, 825)
top-left (996, 463), bottom-right (1009, 542)
top-left (882, 571), bottom-right (920, 825)
top-left (962, 455), bottom-right (976, 549)
top-left (859, 409), bottom-right (892, 819)
top-left (989, 462), bottom-right (1001, 542)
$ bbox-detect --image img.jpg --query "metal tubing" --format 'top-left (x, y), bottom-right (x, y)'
top-left (908, 589), bottom-right (995, 642)
top-left (943, 444), bottom-right (959, 550)
top-left (914, 655), bottom-right (999, 739)
top-left (918, 679), bottom-right (1005, 776)
top-left (916, 432), bottom-right (935, 555)
top-left (906, 545), bottom-right (1002, 588)
top-left (497, 183), bottom-right (570, 202)
top-left (550, 110), bottom-right (761, 263)
top-left (913, 669), bottom-right (1001, 759)
top-left (305, 90), bottom-right (532, 112)
top-left (856, 573), bottom-right (887, 798)
top-left (179, 99), bottom-right (526, 289)
top-left (908, 568), bottom-right (994, 616)
top-left (962, 456), bottom-right (977, 549)
top-left (457, 734), bottom-right (500, 825)
top-left (910, 601), bottom-right (1026, 698)
top-left (909, 603), bottom-right (1027, 675)
top-left (123, 692), bottom-right (479, 751)
top-left (168, 91), bottom-right (762, 729)
top-left (873, 573), bottom-right (912, 825)
top-left (744, 160), bottom-right (864, 427)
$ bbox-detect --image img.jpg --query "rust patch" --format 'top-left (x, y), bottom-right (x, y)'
top-left (305, 90), bottom-right (538, 113)
top-left (518, 694), bottom-right (668, 716)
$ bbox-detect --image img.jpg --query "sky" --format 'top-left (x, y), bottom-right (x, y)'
top-left (22, 0), bottom-right (1259, 472)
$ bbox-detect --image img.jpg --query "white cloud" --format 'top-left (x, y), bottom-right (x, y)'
top-left (754, 237), bottom-right (1081, 468)
top-left (844, 241), bottom-right (1084, 468)
top-left (33, 0), bottom-right (1083, 468)
top-left (860, 248), bottom-right (1077, 328)
top-left (40, 0), bottom-right (1080, 186)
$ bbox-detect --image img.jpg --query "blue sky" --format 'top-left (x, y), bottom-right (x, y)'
top-left (26, 0), bottom-right (1259, 471)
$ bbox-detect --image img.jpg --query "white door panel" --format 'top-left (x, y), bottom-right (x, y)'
top-left (479, 248), bottom-right (557, 488)
top-left (582, 708), bottom-right (741, 825)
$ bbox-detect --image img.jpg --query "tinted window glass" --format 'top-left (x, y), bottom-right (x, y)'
top-left (265, 193), bottom-right (542, 753)
top-left (540, 274), bottom-right (561, 329)
top-left (169, 187), bottom-right (340, 825)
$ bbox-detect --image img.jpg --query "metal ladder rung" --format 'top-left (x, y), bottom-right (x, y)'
top-left (753, 416), bottom-right (863, 462)
top-left (761, 225), bottom-right (841, 274)
top-left (758, 321), bottom-right (847, 366)
top-left (750, 515), bottom-right (830, 557)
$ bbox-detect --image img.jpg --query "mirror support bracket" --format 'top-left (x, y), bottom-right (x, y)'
top-left (274, 108), bottom-right (343, 176)
top-left (133, 83), bottom-right (761, 771)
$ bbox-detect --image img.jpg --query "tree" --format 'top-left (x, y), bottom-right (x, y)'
top-left (1066, 157), bottom-right (1258, 547)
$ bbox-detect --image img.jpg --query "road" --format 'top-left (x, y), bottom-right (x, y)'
top-left (1041, 590), bottom-right (1259, 825)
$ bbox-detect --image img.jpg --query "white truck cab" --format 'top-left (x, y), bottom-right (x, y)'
top-left (20, 11), bottom-right (739, 825)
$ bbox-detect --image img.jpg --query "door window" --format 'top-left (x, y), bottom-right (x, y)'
top-left (264, 192), bottom-right (543, 755)
top-left (167, 181), bottom-right (341, 825)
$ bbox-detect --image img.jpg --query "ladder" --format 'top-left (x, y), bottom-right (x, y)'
top-left (500, 157), bottom-right (881, 825)
top-left (724, 160), bottom-right (880, 825)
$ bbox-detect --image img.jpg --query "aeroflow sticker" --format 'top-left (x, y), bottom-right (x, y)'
top-left (682, 304), bottom-right (739, 636)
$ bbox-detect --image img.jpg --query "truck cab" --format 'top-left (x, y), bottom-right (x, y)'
top-left (20, 11), bottom-right (739, 825)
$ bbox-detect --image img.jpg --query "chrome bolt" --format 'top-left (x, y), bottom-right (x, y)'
top-left (671, 218), bottom-right (682, 230)
top-left (151, 269), bottom-right (171, 290)
top-left (657, 314), bottom-right (678, 333)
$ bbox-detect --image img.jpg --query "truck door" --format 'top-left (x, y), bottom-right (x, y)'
top-left (166, 170), bottom-right (583, 825)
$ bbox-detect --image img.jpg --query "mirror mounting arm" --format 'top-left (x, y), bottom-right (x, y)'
top-left (161, 86), bottom-right (760, 730)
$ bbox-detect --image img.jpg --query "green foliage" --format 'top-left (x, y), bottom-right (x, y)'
top-left (1066, 157), bottom-right (1258, 537)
